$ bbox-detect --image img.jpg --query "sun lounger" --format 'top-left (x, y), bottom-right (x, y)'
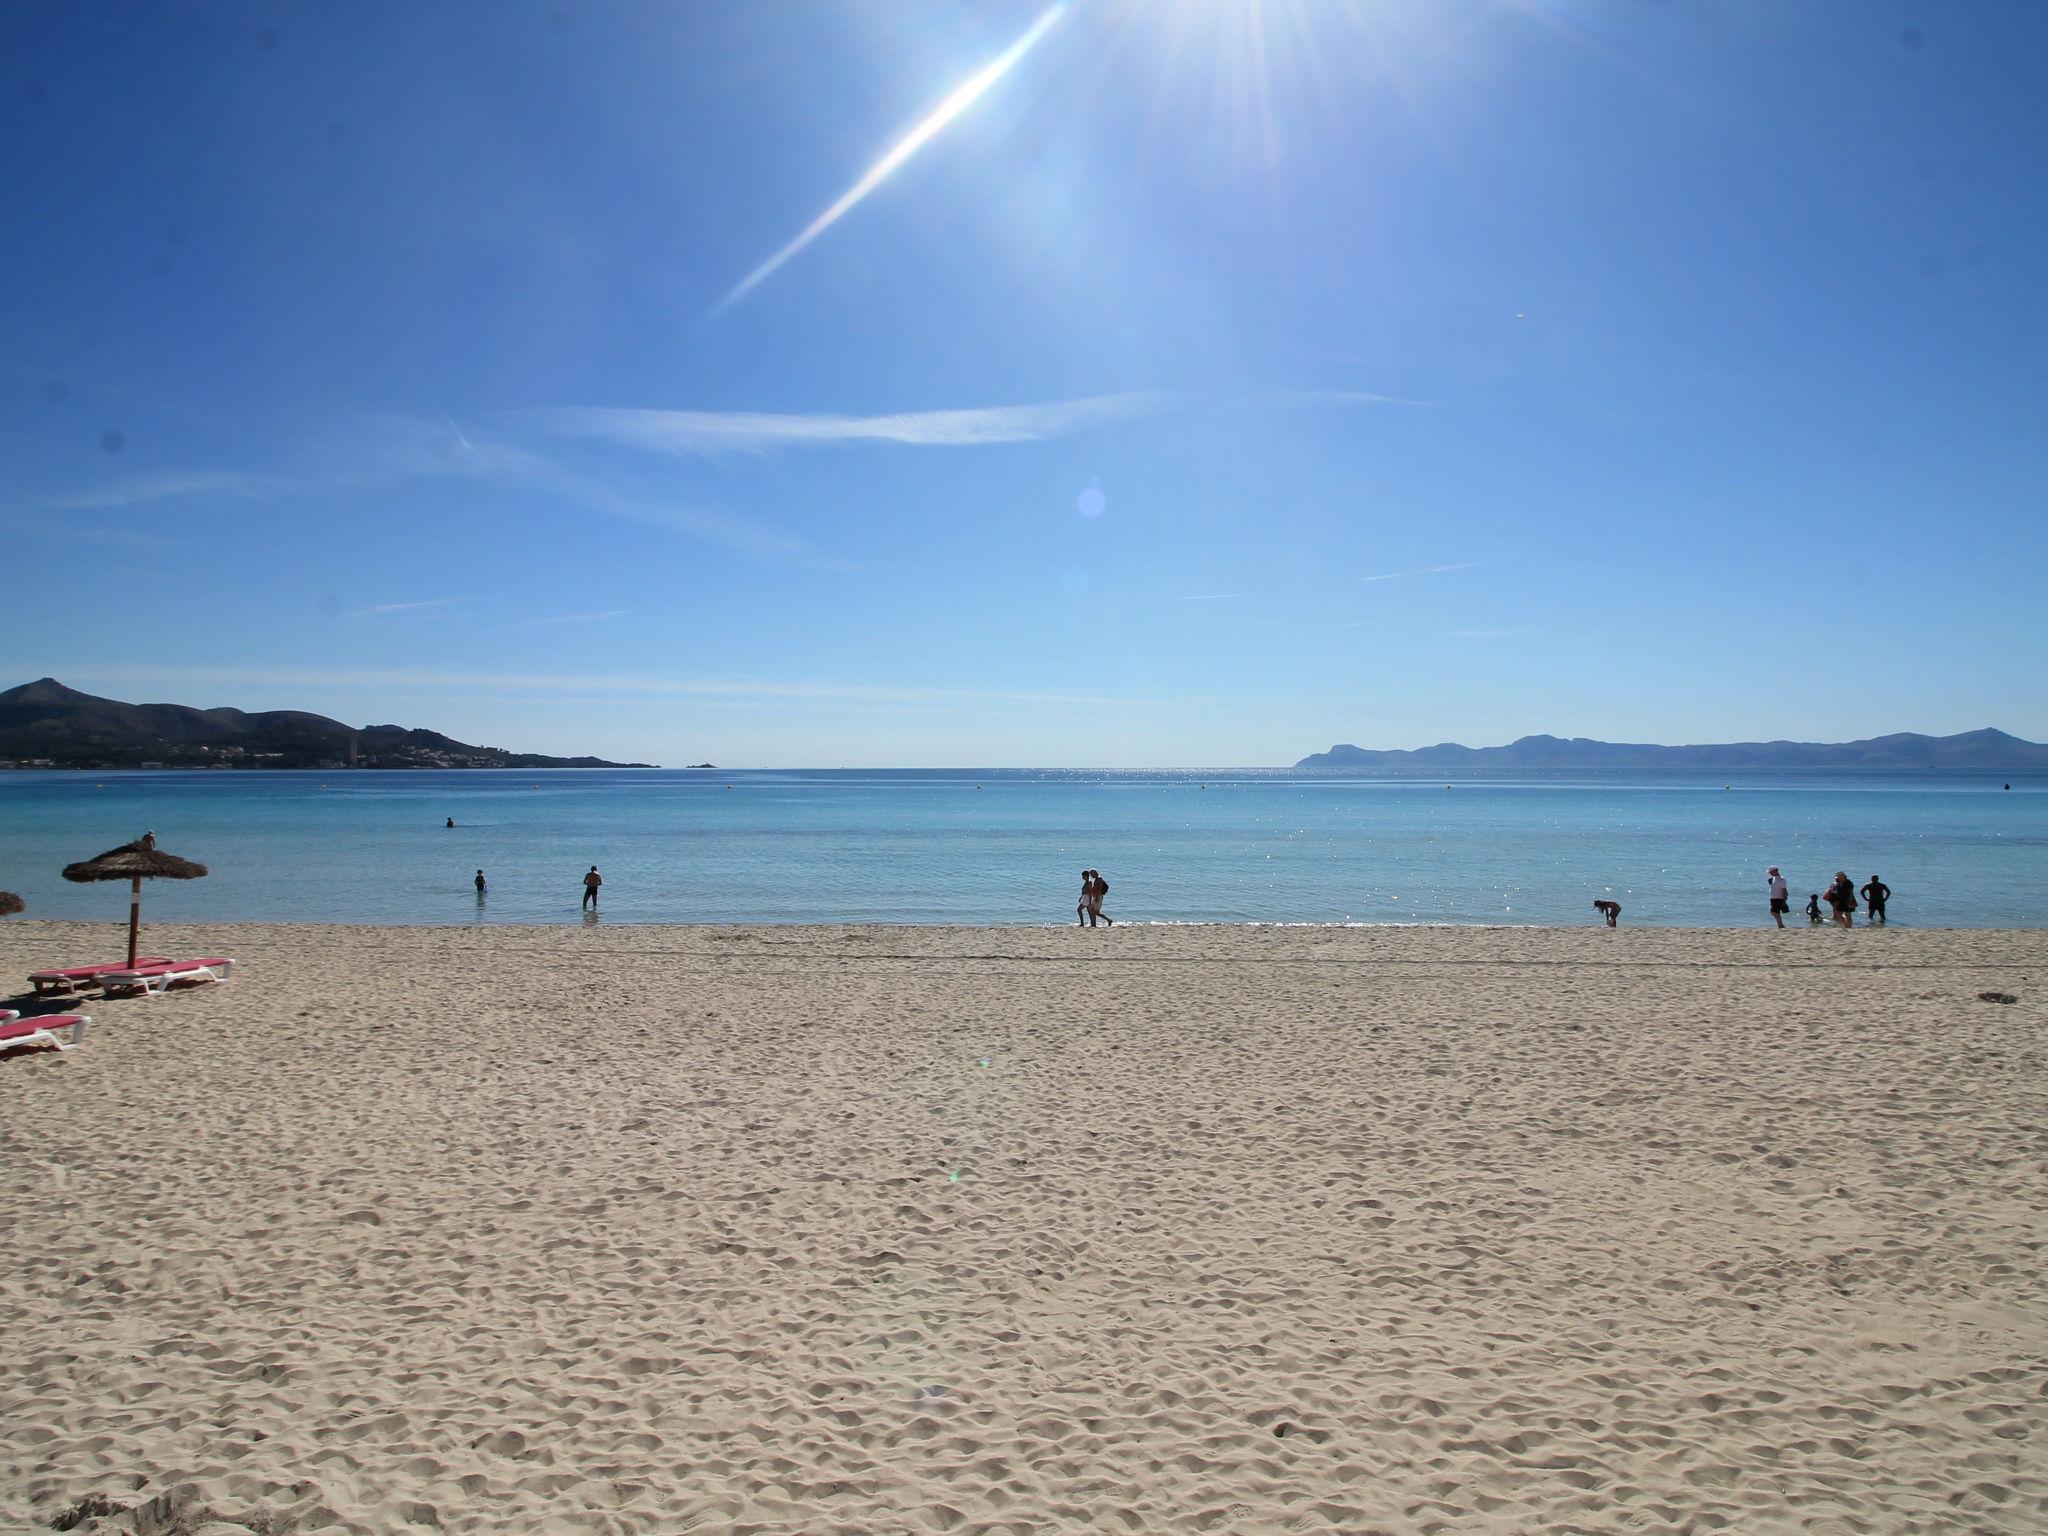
top-left (96, 957), bottom-right (237, 997)
top-left (0, 1015), bottom-right (90, 1054)
top-left (30, 958), bottom-right (173, 996)
top-left (0, 1009), bottom-right (16, 1023)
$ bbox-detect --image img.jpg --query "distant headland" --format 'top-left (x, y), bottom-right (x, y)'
top-left (0, 679), bottom-right (653, 770)
top-left (1295, 729), bottom-right (2048, 773)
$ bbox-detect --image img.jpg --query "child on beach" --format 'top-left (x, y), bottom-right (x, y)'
top-left (1805, 893), bottom-right (1823, 924)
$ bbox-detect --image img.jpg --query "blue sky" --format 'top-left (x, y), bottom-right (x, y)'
top-left (4, 0), bottom-right (2044, 766)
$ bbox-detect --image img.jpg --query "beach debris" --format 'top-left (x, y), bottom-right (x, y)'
top-left (0, 890), bottom-right (23, 916)
top-left (1977, 991), bottom-right (2019, 1005)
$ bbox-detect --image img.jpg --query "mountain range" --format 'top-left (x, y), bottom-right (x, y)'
top-left (1296, 729), bottom-right (2048, 773)
top-left (0, 679), bottom-right (649, 770)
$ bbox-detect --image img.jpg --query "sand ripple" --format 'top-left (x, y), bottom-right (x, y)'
top-left (2, 921), bottom-right (2044, 1533)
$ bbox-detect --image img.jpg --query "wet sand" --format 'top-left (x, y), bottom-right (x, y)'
top-left (2, 920), bottom-right (2044, 1535)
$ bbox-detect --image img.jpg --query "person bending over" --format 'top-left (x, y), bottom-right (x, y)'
top-left (1593, 899), bottom-right (1621, 927)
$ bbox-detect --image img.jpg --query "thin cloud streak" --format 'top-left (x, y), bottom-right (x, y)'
top-left (535, 392), bottom-right (1176, 456)
top-left (335, 416), bottom-right (826, 564)
top-left (1361, 561), bottom-right (1484, 583)
top-left (8, 470), bottom-right (274, 514)
top-left (533, 389), bottom-right (1400, 459)
top-left (528, 609), bottom-right (635, 626)
top-left (64, 664), bottom-right (1161, 711)
top-left (345, 599), bottom-right (463, 618)
top-left (0, 518), bottom-right (179, 550)
top-left (709, 2), bottom-right (1068, 318)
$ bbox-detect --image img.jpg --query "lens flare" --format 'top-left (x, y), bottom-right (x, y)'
top-left (711, 3), bottom-right (1068, 318)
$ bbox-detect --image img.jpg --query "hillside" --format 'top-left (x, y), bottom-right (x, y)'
top-left (1295, 729), bottom-right (2048, 773)
top-left (0, 679), bottom-right (651, 770)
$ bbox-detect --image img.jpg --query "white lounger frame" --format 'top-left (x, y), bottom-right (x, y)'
top-left (1, 1016), bottom-right (90, 1053)
top-left (99, 959), bottom-right (237, 996)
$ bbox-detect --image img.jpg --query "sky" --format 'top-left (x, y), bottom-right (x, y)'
top-left (3, 0), bottom-right (2045, 767)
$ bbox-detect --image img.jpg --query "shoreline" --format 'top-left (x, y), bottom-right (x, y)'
top-left (5, 914), bottom-right (2042, 936)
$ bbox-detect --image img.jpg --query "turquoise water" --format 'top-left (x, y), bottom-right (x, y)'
top-left (0, 768), bottom-right (2043, 927)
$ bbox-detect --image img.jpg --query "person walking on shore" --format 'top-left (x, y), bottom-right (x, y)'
top-left (1087, 869), bottom-right (1113, 927)
top-left (1767, 867), bottom-right (1789, 927)
top-left (1861, 874), bottom-right (1891, 924)
top-left (1076, 870), bottom-right (1092, 927)
top-left (582, 865), bottom-right (602, 910)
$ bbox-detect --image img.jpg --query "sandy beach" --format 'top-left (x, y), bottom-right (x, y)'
top-left (1, 919), bottom-right (2044, 1535)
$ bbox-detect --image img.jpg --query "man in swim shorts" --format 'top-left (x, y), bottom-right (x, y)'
top-left (1767, 867), bottom-right (1789, 927)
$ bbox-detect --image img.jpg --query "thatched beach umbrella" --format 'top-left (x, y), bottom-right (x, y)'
top-left (0, 891), bottom-right (23, 917)
top-left (62, 832), bottom-right (208, 966)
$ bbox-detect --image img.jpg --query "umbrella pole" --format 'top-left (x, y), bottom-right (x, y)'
top-left (128, 875), bottom-right (141, 967)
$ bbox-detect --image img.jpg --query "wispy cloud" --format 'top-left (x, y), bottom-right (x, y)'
top-left (0, 517), bottom-right (179, 550)
top-left (1361, 561), bottom-right (1484, 583)
top-left (532, 392), bottom-right (1178, 456)
top-left (64, 664), bottom-right (1159, 711)
top-left (1178, 592), bottom-right (1243, 602)
top-left (7, 470), bottom-right (274, 514)
top-left (345, 599), bottom-right (464, 619)
top-left (710, 2), bottom-right (1069, 318)
top-left (531, 389), bottom-right (1404, 459)
top-left (527, 609), bottom-right (635, 626)
top-left (331, 415), bottom-right (826, 564)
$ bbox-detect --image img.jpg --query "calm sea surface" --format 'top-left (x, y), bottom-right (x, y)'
top-left (0, 768), bottom-right (2043, 928)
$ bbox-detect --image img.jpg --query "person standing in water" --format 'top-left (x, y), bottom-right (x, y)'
top-left (1767, 867), bottom-right (1790, 927)
top-left (474, 869), bottom-right (487, 896)
top-left (1860, 874), bottom-right (1891, 924)
top-left (1828, 871), bottom-right (1856, 928)
top-left (582, 865), bottom-right (602, 910)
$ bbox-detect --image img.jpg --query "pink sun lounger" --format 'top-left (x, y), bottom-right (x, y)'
top-left (0, 1015), bottom-right (90, 1055)
top-left (96, 957), bottom-right (237, 997)
top-left (30, 958), bottom-right (174, 997)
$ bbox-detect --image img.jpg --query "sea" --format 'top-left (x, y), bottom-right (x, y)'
top-left (0, 768), bottom-right (2043, 929)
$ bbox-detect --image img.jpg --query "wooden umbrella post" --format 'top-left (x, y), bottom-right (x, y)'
top-left (128, 875), bottom-right (141, 966)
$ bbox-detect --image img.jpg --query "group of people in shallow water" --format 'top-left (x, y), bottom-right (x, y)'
top-left (1595, 869), bottom-right (1896, 928)
top-left (1770, 866), bottom-right (1890, 927)
top-left (467, 864), bottom-right (605, 909)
